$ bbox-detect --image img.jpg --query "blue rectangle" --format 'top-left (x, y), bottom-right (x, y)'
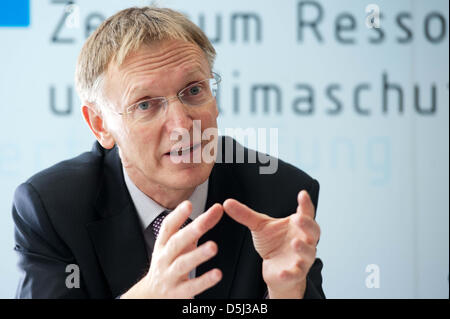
top-left (0, 0), bottom-right (30, 27)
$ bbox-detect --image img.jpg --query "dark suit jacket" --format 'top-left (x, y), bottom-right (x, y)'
top-left (12, 136), bottom-right (325, 299)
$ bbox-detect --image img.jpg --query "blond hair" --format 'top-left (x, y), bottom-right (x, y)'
top-left (75, 6), bottom-right (216, 107)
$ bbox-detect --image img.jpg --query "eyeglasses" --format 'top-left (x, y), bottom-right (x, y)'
top-left (109, 72), bottom-right (221, 123)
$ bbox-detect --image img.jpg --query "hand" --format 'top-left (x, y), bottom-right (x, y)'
top-left (223, 190), bottom-right (320, 299)
top-left (121, 201), bottom-right (224, 299)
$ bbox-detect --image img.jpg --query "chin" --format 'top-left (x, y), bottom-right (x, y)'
top-left (163, 161), bottom-right (213, 190)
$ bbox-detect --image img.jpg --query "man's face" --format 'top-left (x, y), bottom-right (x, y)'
top-left (102, 39), bottom-right (218, 193)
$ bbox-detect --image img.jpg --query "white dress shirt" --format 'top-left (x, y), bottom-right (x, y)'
top-left (122, 166), bottom-right (209, 279)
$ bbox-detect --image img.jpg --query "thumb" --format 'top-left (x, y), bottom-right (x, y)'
top-left (223, 198), bottom-right (269, 231)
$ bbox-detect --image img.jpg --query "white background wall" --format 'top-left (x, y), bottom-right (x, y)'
top-left (0, 0), bottom-right (448, 298)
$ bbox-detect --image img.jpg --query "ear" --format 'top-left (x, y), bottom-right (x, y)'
top-left (81, 104), bottom-right (116, 149)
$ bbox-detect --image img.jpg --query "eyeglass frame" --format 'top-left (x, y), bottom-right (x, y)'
top-left (106, 72), bottom-right (221, 122)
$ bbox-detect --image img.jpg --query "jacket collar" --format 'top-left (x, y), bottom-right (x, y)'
top-left (86, 140), bottom-right (248, 298)
top-left (86, 145), bottom-right (149, 297)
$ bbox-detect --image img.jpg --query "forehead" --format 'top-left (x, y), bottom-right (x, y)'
top-left (104, 39), bottom-right (210, 106)
top-left (112, 40), bottom-right (208, 83)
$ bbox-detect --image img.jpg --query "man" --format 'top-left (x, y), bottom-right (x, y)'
top-left (12, 7), bottom-right (324, 299)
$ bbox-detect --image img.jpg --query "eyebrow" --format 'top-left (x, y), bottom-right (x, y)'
top-left (126, 68), bottom-right (208, 106)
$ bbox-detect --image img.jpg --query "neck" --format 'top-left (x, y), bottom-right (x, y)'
top-left (124, 166), bottom-right (195, 210)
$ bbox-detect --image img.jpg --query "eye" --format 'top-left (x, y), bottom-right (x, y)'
top-left (188, 85), bottom-right (202, 96)
top-left (137, 100), bottom-right (150, 111)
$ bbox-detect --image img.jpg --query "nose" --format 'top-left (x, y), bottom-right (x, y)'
top-left (163, 97), bottom-right (193, 136)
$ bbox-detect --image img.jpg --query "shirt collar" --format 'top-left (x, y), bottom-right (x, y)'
top-left (122, 166), bottom-right (209, 231)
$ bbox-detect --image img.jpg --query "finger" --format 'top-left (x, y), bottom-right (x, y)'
top-left (278, 246), bottom-right (315, 281)
top-left (291, 238), bottom-right (316, 260)
top-left (296, 190), bottom-right (315, 219)
top-left (223, 198), bottom-right (269, 231)
top-left (157, 200), bottom-right (192, 247)
top-left (278, 258), bottom-right (311, 281)
top-left (169, 241), bottom-right (218, 278)
top-left (164, 204), bottom-right (223, 263)
top-left (291, 214), bottom-right (321, 245)
top-left (292, 214), bottom-right (320, 235)
top-left (177, 268), bottom-right (222, 298)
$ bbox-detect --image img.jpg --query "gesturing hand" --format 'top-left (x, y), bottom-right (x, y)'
top-left (121, 201), bottom-right (223, 299)
top-left (223, 190), bottom-right (320, 299)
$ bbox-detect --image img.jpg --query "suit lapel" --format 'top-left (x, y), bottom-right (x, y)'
top-left (85, 140), bottom-right (248, 298)
top-left (86, 146), bottom-right (149, 297)
top-left (196, 160), bottom-right (248, 298)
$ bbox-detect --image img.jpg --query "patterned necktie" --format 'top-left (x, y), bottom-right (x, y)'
top-left (150, 210), bottom-right (192, 239)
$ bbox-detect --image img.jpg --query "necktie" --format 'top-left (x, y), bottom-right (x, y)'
top-left (150, 210), bottom-right (192, 239)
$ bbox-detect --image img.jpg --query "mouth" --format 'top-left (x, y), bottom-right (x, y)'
top-left (165, 142), bottom-right (202, 157)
